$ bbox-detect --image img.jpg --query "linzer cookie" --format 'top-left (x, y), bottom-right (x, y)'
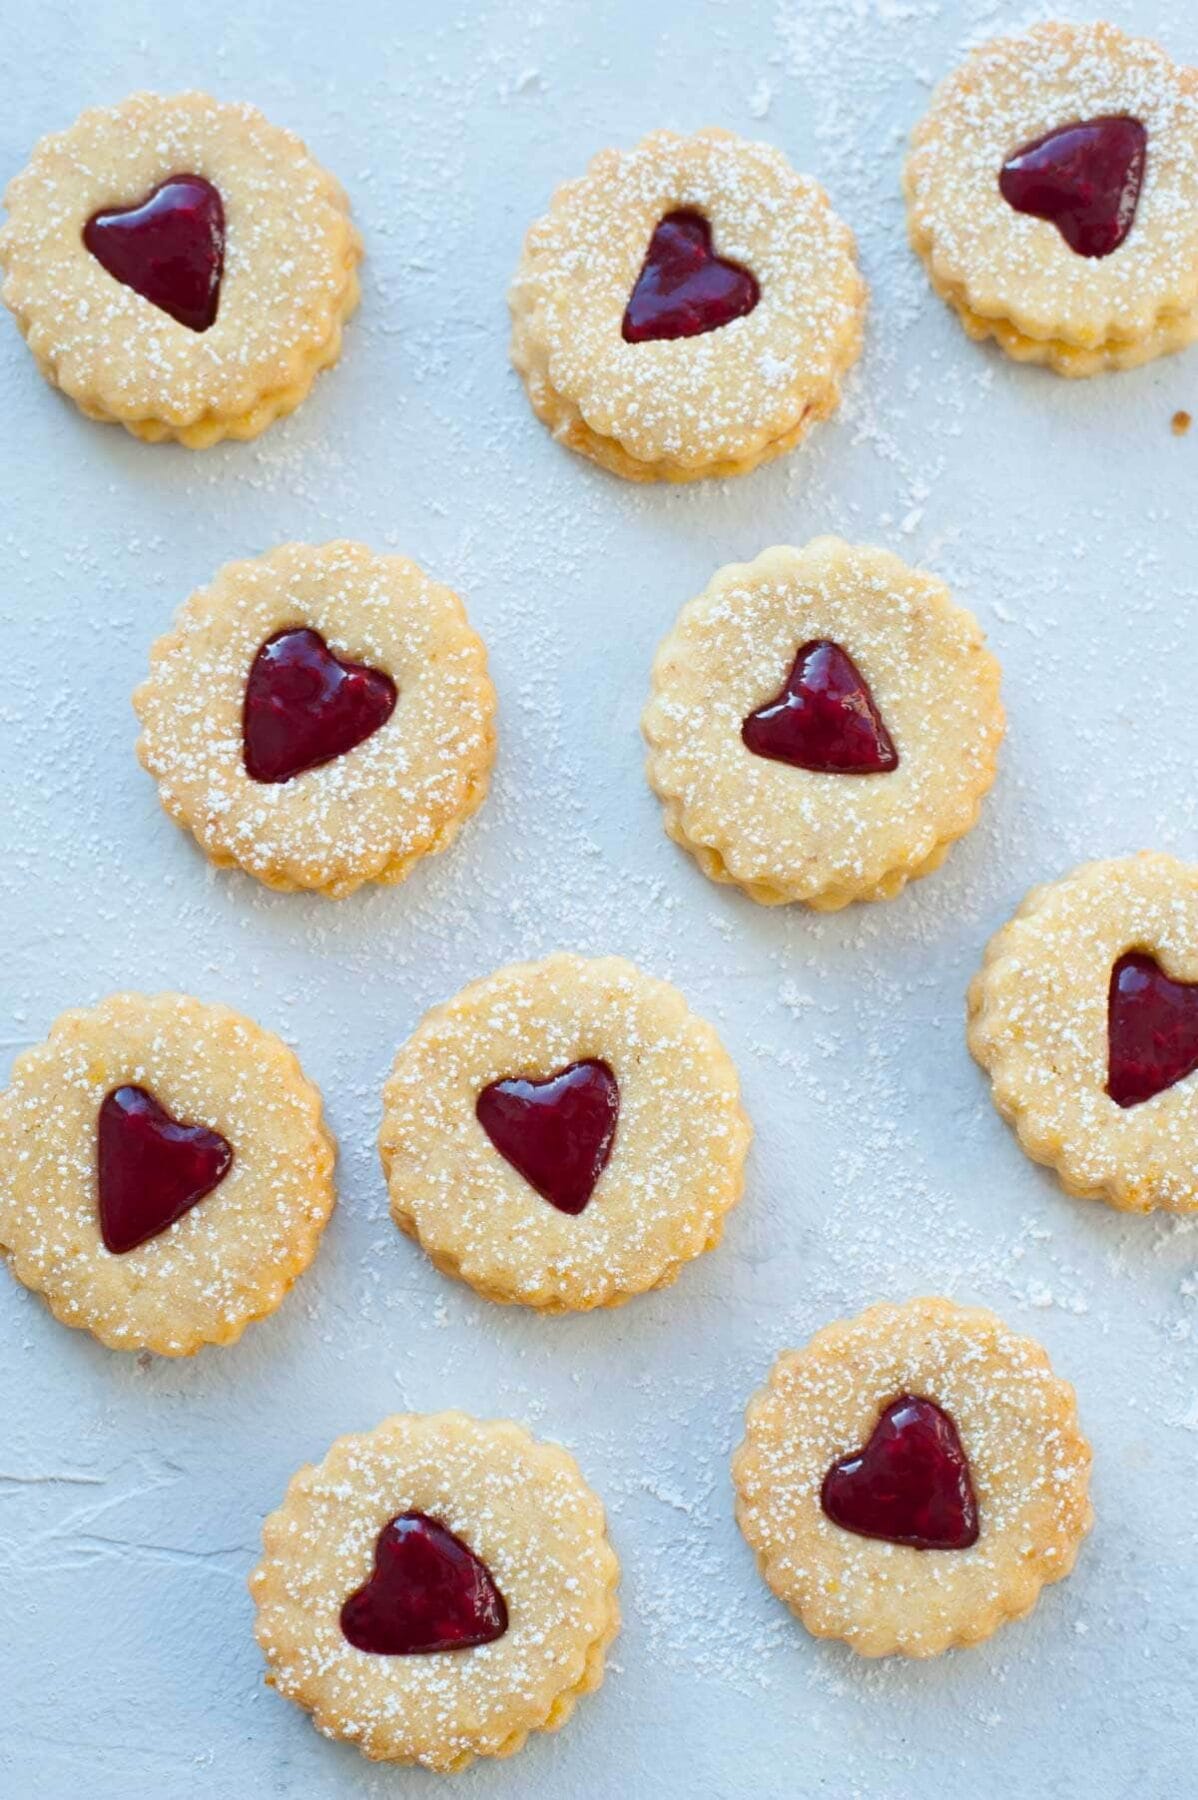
top-left (134, 542), bottom-right (496, 897)
top-left (732, 1298), bottom-right (1093, 1658)
top-left (905, 22), bottom-right (1198, 375)
top-left (379, 954), bottom-right (751, 1311)
top-left (251, 1411), bottom-right (620, 1770)
top-left (509, 128), bottom-right (865, 480)
top-left (642, 539), bottom-right (1004, 908)
top-left (0, 92), bottom-right (361, 443)
top-left (0, 993), bottom-right (335, 1355)
top-left (969, 853), bottom-right (1198, 1212)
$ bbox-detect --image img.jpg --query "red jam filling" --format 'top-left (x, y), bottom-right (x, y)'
top-left (622, 210), bottom-right (759, 343)
top-left (741, 639), bottom-right (898, 774)
top-left (998, 117), bottom-right (1147, 259)
top-left (242, 627), bottom-right (397, 785)
top-left (1106, 950), bottom-right (1198, 1109)
top-left (475, 1059), bottom-right (619, 1215)
top-left (820, 1395), bottom-right (979, 1550)
top-left (83, 174), bottom-right (225, 331)
top-left (97, 1085), bottom-right (232, 1256)
top-left (340, 1512), bottom-right (508, 1655)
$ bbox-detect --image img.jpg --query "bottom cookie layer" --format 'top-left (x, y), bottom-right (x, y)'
top-left (917, 247), bottom-right (1198, 377)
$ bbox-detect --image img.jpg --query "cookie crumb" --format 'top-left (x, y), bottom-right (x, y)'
top-left (1171, 409), bottom-right (1191, 436)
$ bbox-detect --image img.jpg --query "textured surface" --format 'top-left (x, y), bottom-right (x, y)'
top-left (0, 0), bottom-right (1195, 1795)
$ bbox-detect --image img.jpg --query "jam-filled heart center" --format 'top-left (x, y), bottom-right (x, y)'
top-left (476, 1059), bottom-right (619, 1215)
top-left (998, 116), bottom-right (1147, 259)
top-left (97, 1085), bottom-right (233, 1255)
top-left (83, 174), bottom-right (225, 331)
top-left (242, 627), bottom-right (398, 785)
top-left (622, 210), bottom-right (760, 343)
top-left (1106, 950), bottom-right (1198, 1109)
top-left (340, 1512), bottom-right (508, 1655)
top-left (820, 1394), bottom-right (979, 1550)
top-left (741, 639), bottom-right (898, 774)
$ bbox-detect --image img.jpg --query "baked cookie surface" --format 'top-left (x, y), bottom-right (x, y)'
top-left (379, 953), bottom-right (751, 1311)
top-left (510, 127), bottom-right (865, 481)
top-left (0, 91), bottom-right (361, 443)
top-left (134, 541), bottom-right (496, 898)
top-left (732, 1298), bottom-right (1093, 1658)
top-left (250, 1411), bottom-right (620, 1771)
top-left (642, 539), bottom-right (1003, 909)
top-left (0, 992), bottom-right (335, 1355)
top-left (905, 22), bottom-right (1198, 375)
top-left (969, 852), bottom-right (1198, 1212)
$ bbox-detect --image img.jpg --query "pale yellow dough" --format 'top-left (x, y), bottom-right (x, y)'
top-left (510, 128), bottom-right (865, 481)
top-left (968, 852), bottom-right (1198, 1212)
top-left (905, 22), bottom-right (1198, 376)
top-left (379, 954), bottom-right (751, 1311)
top-left (732, 1298), bottom-right (1093, 1659)
top-left (134, 542), bottom-right (497, 898)
top-left (0, 993), bottom-right (335, 1355)
top-left (251, 1411), bottom-right (620, 1771)
top-left (642, 539), bottom-right (1004, 909)
top-left (0, 91), bottom-right (361, 444)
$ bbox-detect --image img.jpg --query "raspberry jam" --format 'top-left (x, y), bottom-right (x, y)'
top-left (623, 211), bottom-right (759, 342)
top-left (821, 1395), bottom-right (979, 1550)
top-left (741, 639), bottom-right (898, 774)
top-left (1106, 951), bottom-right (1198, 1109)
top-left (340, 1512), bottom-right (508, 1655)
top-left (83, 175), bottom-right (225, 331)
top-left (998, 117), bottom-right (1147, 259)
top-left (242, 628), bottom-right (397, 785)
top-left (475, 1059), bottom-right (619, 1215)
top-left (97, 1085), bottom-right (233, 1255)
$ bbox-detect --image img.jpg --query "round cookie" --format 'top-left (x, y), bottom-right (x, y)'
top-left (0, 90), bottom-right (361, 444)
top-left (509, 127), bottom-right (865, 481)
top-left (378, 953), bottom-right (751, 1311)
top-left (250, 1411), bottom-right (620, 1771)
top-left (0, 992), bottom-right (335, 1355)
top-left (905, 22), bottom-right (1198, 376)
top-left (134, 541), bottom-right (497, 898)
top-left (968, 852), bottom-right (1198, 1213)
top-left (642, 539), bottom-right (1004, 909)
top-left (732, 1298), bottom-right (1093, 1659)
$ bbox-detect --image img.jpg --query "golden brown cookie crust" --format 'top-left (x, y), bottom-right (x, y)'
top-left (0, 91), bottom-right (361, 445)
top-left (133, 541), bottom-right (497, 898)
top-left (905, 22), bottom-right (1198, 375)
top-left (968, 852), bottom-right (1198, 1212)
top-left (0, 992), bottom-right (335, 1355)
top-left (379, 953), bottom-right (751, 1312)
top-left (510, 128), bottom-right (865, 481)
top-left (642, 539), bottom-right (1004, 909)
top-left (250, 1411), bottom-right (620, 1771)
top-left (732, 1298), bottom-right (1093, 1659)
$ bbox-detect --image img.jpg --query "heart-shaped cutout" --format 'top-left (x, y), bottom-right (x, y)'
top-left (476, 1059), bottom-right (619, 1215)
top-left (999, 116), bottom-right (1147, 259)
top-left (1106, 950), bottom-right (1198, 1109)
top-left (741, 639), bottom-right (898, 774)
top-left (83, 174), bottom-right (225, 331)
top-left (340, 1512), bottom-right (508, 1655)
top-left (820, 1395), bottom-right (979, 1550)
top-left (242, 627), bottom-right (398, 785)
top-left (98, 1085), bottom-right (232, 1255)
top-left (622, 210), bottom-right (759, 343)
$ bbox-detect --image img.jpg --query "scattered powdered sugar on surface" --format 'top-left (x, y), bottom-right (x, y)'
top-left (0, 0), bottom-right (1196, 1794)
